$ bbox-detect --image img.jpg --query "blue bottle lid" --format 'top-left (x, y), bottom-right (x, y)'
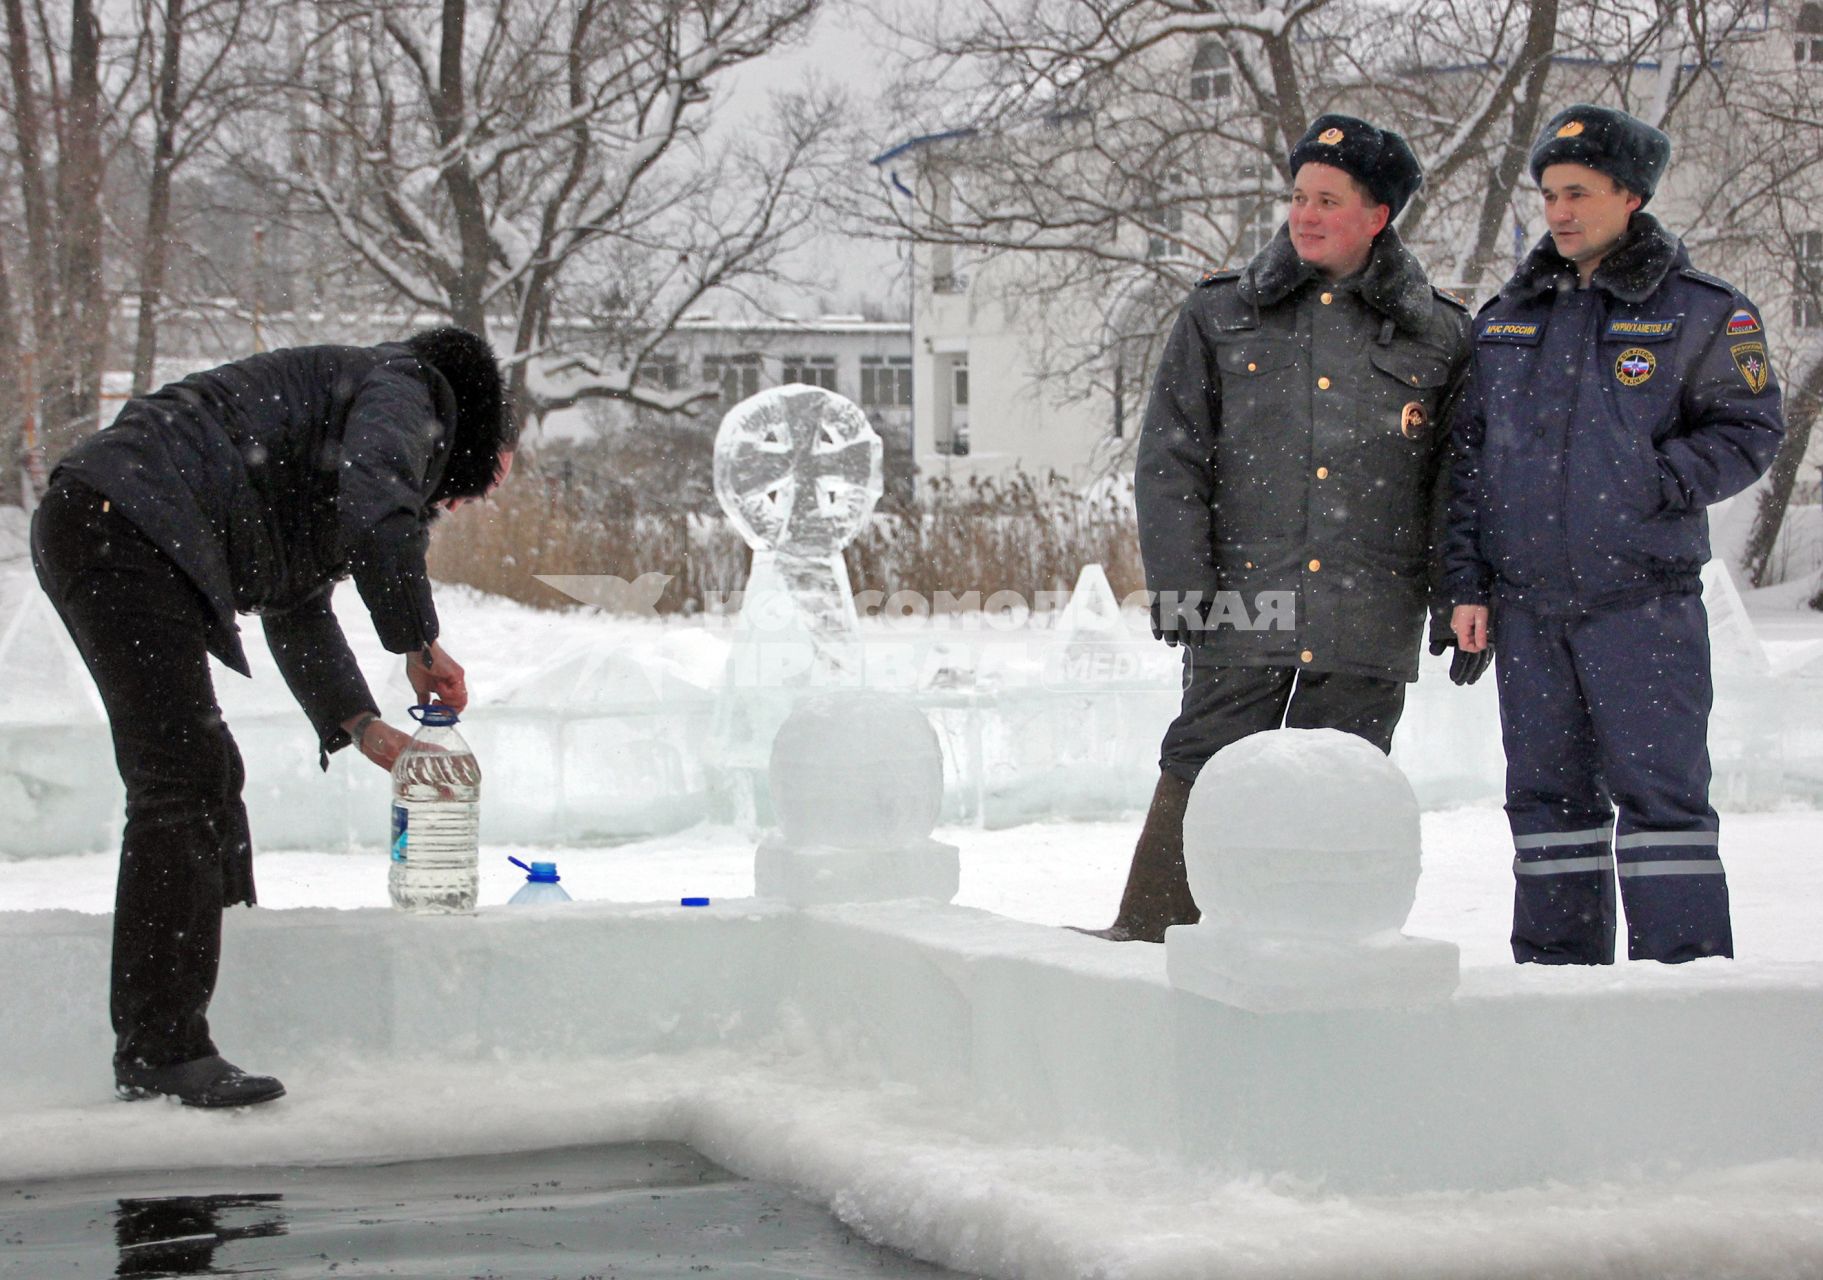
top-left (410, 703), bottom-right (460, 727)
top-left (681, 897), bottom-right (710, 907)
top-left (509, 856), bottom-right (560, 883)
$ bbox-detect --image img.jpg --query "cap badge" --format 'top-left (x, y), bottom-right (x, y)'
top-left (1317, 127), bottom-right (1345, 145)
top-left (1556, 120), bottom-right (1586, 138)
top-left (1400, 401), bottom-right (1428, 438)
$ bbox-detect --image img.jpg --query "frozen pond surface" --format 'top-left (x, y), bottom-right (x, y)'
top-left (0, 1141), bottom-right (975, 1278)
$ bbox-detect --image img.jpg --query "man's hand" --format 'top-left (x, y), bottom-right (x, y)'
top-left (341, 712), bottom-right (411, 771)
top-left (1433, 603), bottom-right (1493, 686)
top-left (407, 640), bottom-right (467, 711)
top-left (1451, 604), bottom-right (1490, 653)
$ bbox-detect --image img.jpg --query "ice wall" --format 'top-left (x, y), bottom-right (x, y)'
top-left (3, 896), bottom-right (1822, 1196)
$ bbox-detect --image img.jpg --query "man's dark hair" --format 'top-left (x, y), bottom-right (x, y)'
top-left (405, 326), bottom-right (511, 502)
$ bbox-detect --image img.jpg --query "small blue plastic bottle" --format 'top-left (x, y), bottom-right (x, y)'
top-left (507, 857), bottom-right (572, 905)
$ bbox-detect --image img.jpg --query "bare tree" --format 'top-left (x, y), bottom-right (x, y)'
top-left (275, 0), bottom-right (841, 435)
top-left (126, 0), bottom-right (273, 395)
top-left (2, 0), bottom-right (111, 477)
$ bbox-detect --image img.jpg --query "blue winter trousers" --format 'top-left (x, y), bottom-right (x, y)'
top-left (1494, 592), bottom-right (1731, 964)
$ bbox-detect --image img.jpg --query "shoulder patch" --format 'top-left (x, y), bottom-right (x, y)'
top-left (1725, 308), bottom-right (1761, 336)
top-left (1678, 267), bottom-right (1736, 297)
top-left (1197, 269), bottom-right (1240, 288)
top-left (1431, 285), bottom-right (1470, 313)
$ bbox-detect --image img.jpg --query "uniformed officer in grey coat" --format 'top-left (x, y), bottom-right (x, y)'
top-left (1082, 115), bottom-right (1473, 942)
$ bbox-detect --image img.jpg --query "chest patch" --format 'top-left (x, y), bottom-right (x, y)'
top-left (1479, 321), bottom-right (1542, 344)
top-left (1605, 317), bottom-right (1678, 341)
top-left (1615, 347), bottom-right (1656, 387)
top-left (1731, 341), bottom-right (1769, 394)
top-left (1726, 309), bottom-right (1761, 336)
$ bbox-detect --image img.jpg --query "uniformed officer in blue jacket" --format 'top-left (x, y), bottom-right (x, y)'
top-left (1442, 105), bottom-right (1785, 965)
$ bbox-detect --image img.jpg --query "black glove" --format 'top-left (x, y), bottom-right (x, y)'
top-left (1429, 601), bottom-right (1493, 686)
top-left (1448, 645), bottom-right (1492, 686)
top-left (1429, 634), bottom-right (1492, 685)
top-left (1150, 591), bottom-right (1211, 648)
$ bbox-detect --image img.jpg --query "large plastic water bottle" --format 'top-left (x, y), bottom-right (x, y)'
top-left (507, 857), bottom-right (572, 905)
top-left (389, 703), bottom-right (481, 914)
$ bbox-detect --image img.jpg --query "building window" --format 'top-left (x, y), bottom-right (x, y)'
top-left (860, 355), bottom-right (913, 408)
top-left (1797, 2), bottom-right (1823, 63)
top-left (1145, 202), bottom-right (1187, 261)
top-left (703, 353), bottom-right (761, 408)
top-left (638, 353), bottom-right (680, 391)
top-left (1796, 229), bottom-right (1823, 328)
top-left (782, 354), bottom-right (838, 391)
top-left (1190, 40), bottom-right (1231, 101)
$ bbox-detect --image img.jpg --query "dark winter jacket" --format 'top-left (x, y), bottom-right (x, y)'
top-left (52, 343), bottom-right (466, 755)
top-left (1137, 225), bottom-right (1471, 682)
top-left (1441, 214), bottom-right (1785, 616)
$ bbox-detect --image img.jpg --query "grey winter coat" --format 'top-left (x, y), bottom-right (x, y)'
top-left (1137, 225), bottom-right (1471, 682)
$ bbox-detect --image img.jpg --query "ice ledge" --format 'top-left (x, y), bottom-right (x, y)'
top-left (3, 899), bottom-right (1822, 1195)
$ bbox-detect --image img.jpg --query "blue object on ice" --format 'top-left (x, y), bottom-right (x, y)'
top-left (409, 703), bottom-right (460, 727)
top-left (507, 857), bottom-right (571, 905)
top-left (681, 897), bottom-right (710, 907)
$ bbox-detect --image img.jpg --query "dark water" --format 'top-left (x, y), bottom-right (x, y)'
top-left (0, 1142), bottom-right (979, 1278)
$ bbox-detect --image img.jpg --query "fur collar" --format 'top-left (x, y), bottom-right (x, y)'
top-left (1502, 212), bottom-right (1687, 305)
top-left (1237, 224), bottom-right (1436, 333)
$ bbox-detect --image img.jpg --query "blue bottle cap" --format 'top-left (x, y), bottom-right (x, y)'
top-left (508, 856), bottom-right (560, 883)
top-left (680, 897), bottom-right (710, 907)
top-left (410, 703), bottom-right (460, 727)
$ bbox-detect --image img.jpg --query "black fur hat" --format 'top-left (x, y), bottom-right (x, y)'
top-left (1288, 114), bottom-right (1423, 219)
top-left (405, 326), bottom-right (511, 501)
top-left (1529, 105), bottom-right (1671, 205)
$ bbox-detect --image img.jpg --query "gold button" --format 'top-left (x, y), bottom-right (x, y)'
top-left (1244, 561), bottom-right (1254, 570)
top-left (1247, 362), bottom-right (1257, 372)
top-left (1320, 292), bottom-right (1333, 305)
top-left (1316, 466), bottom-right (1329, 479)
top-left (1300, 649), bottom-right (1315, 664)
top-left (1410, 374), bottom-right (1420, 385)
top-left (1308, 559), bottom-right (1322, 572)
top-left (1317, 376), bottom-right (1331, 390)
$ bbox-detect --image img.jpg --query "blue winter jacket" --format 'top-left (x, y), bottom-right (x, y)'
top-left (1442, 215), bottom-right (1784, 616)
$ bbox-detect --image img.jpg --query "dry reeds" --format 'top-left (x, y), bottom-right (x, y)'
top-left (428, 465), bottom-right (1143, 615)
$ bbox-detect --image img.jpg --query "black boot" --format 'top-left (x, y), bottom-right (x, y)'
top-left (1072, 771), bottom-right (1199, 942)
top-left (115, 1055), bottom-right (286, 1108)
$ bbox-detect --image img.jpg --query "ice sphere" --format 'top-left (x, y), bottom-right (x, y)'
top-left (1182, 727), bottom-right (1422, 940)
top-left (713, 384), bottom-right (882, 557)
top-left (768, 691), bottom-right (943, 852)
top-left (1168, 728), bottom-right (1458, 1012)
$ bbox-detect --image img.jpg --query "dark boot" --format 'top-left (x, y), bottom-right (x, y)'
top-left (1073, 771), bottom-right (1198, 942)
top-left (116, 1054), bottom-right (286, 1108)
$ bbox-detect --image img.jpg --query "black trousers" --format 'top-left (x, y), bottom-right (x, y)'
top-left (1158, 649), bottom-right (1407, 782)
top-left (31, 478), bottom-right (253, 1071)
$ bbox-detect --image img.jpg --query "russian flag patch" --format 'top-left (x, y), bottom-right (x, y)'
top-left (1726, 309), bottom-right (1761, 336)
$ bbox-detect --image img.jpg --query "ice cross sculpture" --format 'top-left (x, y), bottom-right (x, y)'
top-left (714, 385), bottom-right (883, 682)
top-left (714, 385), bottom-right (882, 554)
